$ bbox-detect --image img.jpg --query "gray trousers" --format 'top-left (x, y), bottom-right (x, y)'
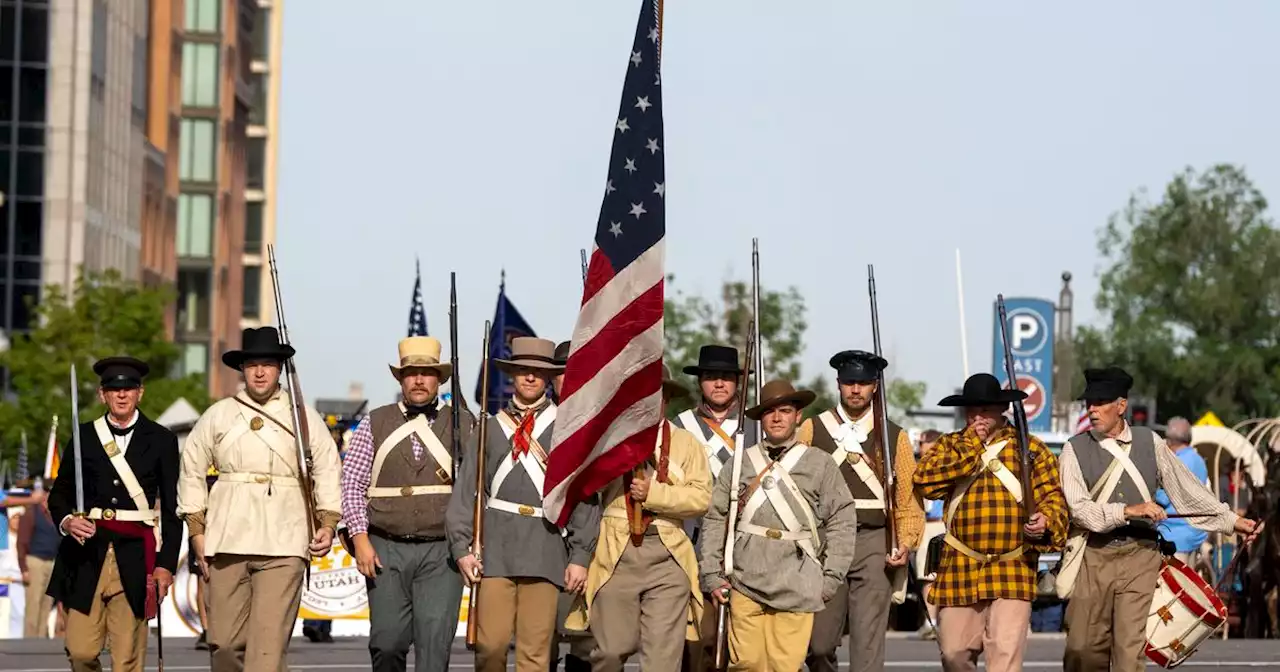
top-left (366, 535), bottom-right (464, 672)
top-left (805, 527), bottom-right (891, 672)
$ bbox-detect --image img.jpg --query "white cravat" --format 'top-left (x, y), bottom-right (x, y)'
top-left (835, 404), bottom-right (873, 447)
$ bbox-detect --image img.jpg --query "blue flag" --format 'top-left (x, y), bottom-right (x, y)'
top-left (474, 272), bottom-right (536, 413)
top-left (408, 258), bottom-right (428, 336)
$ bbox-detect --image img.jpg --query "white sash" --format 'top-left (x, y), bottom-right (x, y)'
top-left (819, 411), bottom-right (885, 509)
top-left (489, 406), bottom-right (557, 520)
top-left (1098, 437), bottom-right (1153, 501)
top-left (232, 396), bottom-right (298, 472)
top-left (368, 406), bottom-right (454, 497)
top-left (945, 440), bottom-right (1020, 527)
top-left (678, 409), bottom-right (739, 476)
top-left (739, 445), bottom-right (820, 560)
top-left (92, 418), bottom-right (161, 547)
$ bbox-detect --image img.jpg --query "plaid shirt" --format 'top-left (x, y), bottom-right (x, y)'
top-left (912, 423), bottom-right (1068, 606)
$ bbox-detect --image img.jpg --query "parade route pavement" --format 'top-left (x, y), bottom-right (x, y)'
top-left (3, 634), bottom-right (1280, 669)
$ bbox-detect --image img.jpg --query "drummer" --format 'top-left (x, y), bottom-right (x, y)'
top-left (1058, 366), bottom-right (1259, 672)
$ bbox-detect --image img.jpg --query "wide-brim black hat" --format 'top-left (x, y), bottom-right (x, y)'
top-left (1078, 366), bottom-right (1134, 402)
top-left (745, 379), bottom-right (817, 420)
top-left (937, 373), bottom-right (1027, 407)
top-left (93, 356), bottom-right (149, 390)
top-left (682, 344), bottom-right (744, 376)
top-left (222, 327), bottom-right (296, 371)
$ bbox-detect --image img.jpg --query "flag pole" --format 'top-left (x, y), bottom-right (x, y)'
top-left (955, 248), bottom-right (970, 378)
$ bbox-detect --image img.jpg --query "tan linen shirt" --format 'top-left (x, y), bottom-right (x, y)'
top-left (178, 388), bottom-right (342, 559)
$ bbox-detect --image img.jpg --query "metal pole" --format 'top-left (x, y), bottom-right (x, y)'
top-left (955, 249), bottom-right (970, 378)
top-left (751, 238), bottom-right (763, 401)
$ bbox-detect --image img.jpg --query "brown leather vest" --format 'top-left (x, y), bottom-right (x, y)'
top-left (808, 408), bottom-right (902, 529)
top-left (366, 402), bottom-right (468, 538)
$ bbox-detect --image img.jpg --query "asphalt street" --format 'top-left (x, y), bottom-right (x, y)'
top-left (3, 634), bottom-right (1280, 670)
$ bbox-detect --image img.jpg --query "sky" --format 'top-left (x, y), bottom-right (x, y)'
top-left (275, 1), bottom-right (1280, 414)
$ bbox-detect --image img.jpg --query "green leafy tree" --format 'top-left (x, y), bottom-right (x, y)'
top-left (1073, 164), bottom-right (1280, 424)
top-left (885, 378), bottom-right (927, 425)
top-left (0, 268), bottom-right (212, 469)
top-left (663, 275), bottom-right (927, 422)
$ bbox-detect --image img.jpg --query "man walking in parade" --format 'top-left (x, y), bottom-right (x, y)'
top-left (803, 350), bottom-right (924, 672)
top-left (341, 336), bottom-right (474, 672)
top-left (672, 344), bottom-right (758, 671)
top-left (47, 357), bottom-right (181, 672)
top-left (178, 327), bottom-right (343, 672)
top-left (1059, 366), bottom-right (1257, 672)
top-left (446, 337), bottom-right (599, 672)
top-left (912, 373), bottom-right (1069, 672)
top-left (566, 364), bottom-right (713, 670)
top-left (700, 379), bottom-right (858, 671)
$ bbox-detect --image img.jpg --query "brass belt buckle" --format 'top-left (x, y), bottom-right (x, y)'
top-left (400, 486), bottom-right (415, 497)
top-left (102, 509), bottom-right (116, 520)
top-left (518, 505), bottom-right (536, 516)
top-left (254, 474), bottom-right (270, 484)
top-left (766, 529), bottom-right (782, 540)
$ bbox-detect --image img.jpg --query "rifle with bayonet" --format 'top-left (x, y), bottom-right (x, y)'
top-left (267, 245), bottom-right (320, 582)
top-left (449, 272), bottom-right (465, 480)
top-left (713, 320), bottom-right (755, 670)
top-left (465, 321), bottom-right (493, 650)
top-left (868, 265), bottom-right (898, 561)
top-left (996, 295), bottom-right (1036, 523)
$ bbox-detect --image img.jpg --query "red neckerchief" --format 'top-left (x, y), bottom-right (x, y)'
top-left (511, 410), bottom-right (538, 461)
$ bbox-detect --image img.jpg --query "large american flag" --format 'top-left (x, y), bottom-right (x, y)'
top-left (543, 0), bottom-right (666, 526)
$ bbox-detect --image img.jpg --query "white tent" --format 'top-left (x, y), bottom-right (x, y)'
top-left (1191, 424), bottom-right (1266, 487)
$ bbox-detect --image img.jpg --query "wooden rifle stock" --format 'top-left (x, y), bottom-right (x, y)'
top-left (466, 322), bottom-right (493, 650)
top-left (267, 245), bottom-right (319, 582)
top-left (996, 295), bottom-right (1036, 522)
top-left (868, 265), bottom-right (898, 555)
top-left (714, 321), bottom-right (755, 670)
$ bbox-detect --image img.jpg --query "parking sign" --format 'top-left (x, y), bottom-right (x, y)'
top-left (992, 297), bottom-right (1056, 433)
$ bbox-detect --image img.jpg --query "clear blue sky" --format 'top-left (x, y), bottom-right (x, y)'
top-left (276, 1), bottom-right (1280, 411)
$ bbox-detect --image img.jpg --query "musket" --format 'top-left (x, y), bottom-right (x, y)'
top-left (868, 265), bottom-right (898, 557)
top-left (155, 581), bottom-right (165, 671)
top-left (70, 365), bottom-right (84, 518)
top-left (267, 245), bottom-right (320, 582)
top-left (751, 239), bottom-right (763, 403)
top-left (465, 321), bottom-right (493, 650)
top-left (714, 321), bottom-right (755, 670)
top-left (449, 272), bottom-right (464, 480)
top-left (996, 295), bottom-right (1036, 522)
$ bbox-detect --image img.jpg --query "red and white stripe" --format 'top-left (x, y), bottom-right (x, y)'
top-left (1075, 406), bottom-right (1091, 434)
top-left (542, 243), bottom-right (665, 526)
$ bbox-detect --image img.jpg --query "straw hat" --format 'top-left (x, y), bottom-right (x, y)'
top-left (388, 336), bottom-right (452, 382)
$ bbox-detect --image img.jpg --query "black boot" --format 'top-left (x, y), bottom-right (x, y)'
top-left (563, 654), bottom-right (592, 672)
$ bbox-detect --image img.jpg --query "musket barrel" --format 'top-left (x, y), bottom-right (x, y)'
top-left (466, 321), bottom-right (493, 650)
top-left (868, 265), bottom-right (897, 553)
top-left (996, 295), bottom-right (1036, 521)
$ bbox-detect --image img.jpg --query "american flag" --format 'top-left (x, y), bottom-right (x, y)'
top-left (408, 257), bottom-right (428, 336)
top-left (543, 0), bottom-right (667, 526)
top-left (1075, 405), bottom-right (1091, 434)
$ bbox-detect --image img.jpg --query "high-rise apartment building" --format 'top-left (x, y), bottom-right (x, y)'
top-left (240, 0), bottom-right (279, 329)
top-left (141, 0), bottom-right (183, 308)
top-left (173, 0), bottom-right (254, 398)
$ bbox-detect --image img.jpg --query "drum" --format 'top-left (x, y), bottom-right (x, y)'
top-left (1144, 556), bottom-right (1227, 668)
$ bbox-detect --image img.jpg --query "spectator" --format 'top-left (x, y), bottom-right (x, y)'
top-left (1156, 417), bottom-right (1210, 565)
top-left (16, 480), bottom-right (57, 638)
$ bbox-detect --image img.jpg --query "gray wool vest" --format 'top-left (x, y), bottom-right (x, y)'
top-left (1068, 426), bottom-right (1159, 534)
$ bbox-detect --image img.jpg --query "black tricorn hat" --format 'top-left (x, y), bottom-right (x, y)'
top-left (93, 356), bottom-right (150, 390)
top-left (553, 340), bottom-right (571, 366)
top-left (682, 345), bottom-right (744, 376)
top-left (221, 327), bottom-right (296, 371)
top-left (1078, 366), bottom-right (1134, 402)
top-left (937, 373), bottom-right (1027, 407)
top-left (829, 349), bottom-right (888, 384)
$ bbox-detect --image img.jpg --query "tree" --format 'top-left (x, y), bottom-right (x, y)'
top-left (0, 268), bottom-right (212, 469)
top-left (885, 378), bottom-right (927, 426)
top-left (663, 274), bottom-right (927, 421)
top-left (1073, 164), bottom-right (1280, 424)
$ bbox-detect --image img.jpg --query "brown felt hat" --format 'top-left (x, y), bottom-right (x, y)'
top-left (494, 337), bottom-right (564, 375)
top-left (744, 379), bottom-right (816, 420)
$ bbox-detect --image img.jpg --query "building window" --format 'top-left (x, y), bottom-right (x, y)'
top-left (181, 342), bottom-right (209, 377)
top-left (90, 0), bottom-right (107, 85)
top-left (242, 265), bottom-right (261, 318)
top-left (251, 8), bottom-right (270, 63)
top-left (18, 5), bottom-right (49, 64)
top-left (176, 268), bottom-right (212, 333)
top-left (249, 73), bottom-right (267, 126)
top-left (11, 283), bottom-right (40, 332)
top-left (181, 42), bottom-right (219, 107)
top-left (179, 119), bottom-right (216, 182)
top-left (132, 36), bottom-right (147, 118)
top-left (177, 194), bottom-right (214, 258)
top-left (246, 136), bottom-right (264, 189)
top-left (186, 0), bottom-right (221, 34)
top-left (244, 201), bottom-right (262, 254)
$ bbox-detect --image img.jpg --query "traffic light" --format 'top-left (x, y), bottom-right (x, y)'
top-left (1130, 405), bottom-right (1150, 426)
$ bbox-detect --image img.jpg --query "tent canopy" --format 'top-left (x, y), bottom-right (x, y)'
top-left (1191, 424), bottom-right (1266, 486)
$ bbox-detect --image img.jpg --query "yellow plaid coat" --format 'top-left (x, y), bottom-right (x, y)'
top-left (912, 424), bottom-right (1067, 606)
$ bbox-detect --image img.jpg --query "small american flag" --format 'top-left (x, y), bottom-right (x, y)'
top-left (543, 0), bottom-right (667, 526)
top-left (408, 257), bottom-right (428, 337)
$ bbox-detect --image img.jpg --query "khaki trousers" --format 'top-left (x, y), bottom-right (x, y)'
top-left (24, 555), bottom-right (56, 638)
top-left (937, 599), bottom-right (1031, 672)
top-left (806, 526), bottom-right (892, 672)
top-left (589, 534), bottom-right (690, 671)
top-left (64, 545), bottom-right (148, 672)
top-left (207, 554), bottom-right (306, 672)
top-left (1064, 542), bottom-right (1162, 672)
top-left (726, 591), bottom-right (813, 672)
top-left (473, 576), bottom-right (559, 672)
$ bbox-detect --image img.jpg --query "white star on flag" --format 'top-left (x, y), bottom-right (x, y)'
top-left (629, 202), bottom-right (646, 218)
top-left (609, 222), bottom-right (623, 236)
top-left (646, 138), bottom-right (660, 154)
top-left (635, 96), bottom-right (651, 112)
top-left (616, 118), bottom-right (630, 133)
top-left (624, 158), bottom-right (637, 173)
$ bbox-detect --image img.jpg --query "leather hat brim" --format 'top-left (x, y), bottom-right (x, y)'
top-left (682, 363), bottom-right (744, 376)
top-left (936, 390), bottom-right (1028, 407)
top-left (222, 345), bottom-right (296, 371)
top-left (494, 358), bottom-right (565, 375)
top-left (389, 362), bottom-right (453, 383)
top-left (744, 390), bottom-right (817, 420)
